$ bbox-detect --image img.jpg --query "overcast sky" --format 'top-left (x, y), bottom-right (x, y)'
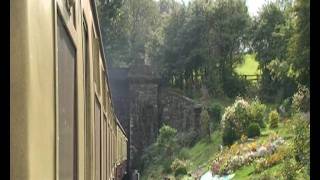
top-left (179, 0), bottom-right (270, 17)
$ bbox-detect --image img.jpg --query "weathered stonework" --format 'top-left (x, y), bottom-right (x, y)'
top-left (108, 63), bottom-right (202, 173)
top-left (159, 90), bottom-right (202, 134)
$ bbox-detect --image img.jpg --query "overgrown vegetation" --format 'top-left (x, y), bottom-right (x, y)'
top-left (268, 110), bottom-right (280, 129)
top-left (96, 0), bottom-right (310, 179)
top-left (221, 98), bottom-right (266, 145)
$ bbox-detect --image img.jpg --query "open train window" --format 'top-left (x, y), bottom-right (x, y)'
top-left (57, 15), bottom-right (77, 180)
top-left (95, 98), bottom-right (101, 180)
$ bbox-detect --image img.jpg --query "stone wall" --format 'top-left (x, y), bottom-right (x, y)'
top-left (127, 64), bottom-right (160, 170)
top-left (159, 89), bottom-right (202, 134)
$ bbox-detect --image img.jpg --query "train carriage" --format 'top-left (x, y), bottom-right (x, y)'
top-left (10, 0), bottom-right (128, 180)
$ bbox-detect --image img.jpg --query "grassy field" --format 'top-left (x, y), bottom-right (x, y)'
top-left (235, 54), bottom-right (261, 76)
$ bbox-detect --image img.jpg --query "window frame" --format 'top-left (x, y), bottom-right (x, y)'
top-left (54, 1), bottom-right (79, 180)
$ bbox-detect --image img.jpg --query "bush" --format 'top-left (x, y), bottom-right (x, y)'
top-left (247, 98), bottom-right (267, 128)
top-left (292, 85), bottom-right (310, 113)
top-left (222, 126), bottom-right (239, 146)
top-left (156, 125), bottom-right (178, 157)
top-left (170, 159), bottom-right (188, 176)
top-left (221, 97), bottom-right (250, 145)
top-left (221, 97), bottom-right (269, 145)
top-left (279, 97), bottom-right (292, 117)
top-left (162, 159), bottom-right (173, 174)
top-left (292, 114), bottom-right (310, 172)
top-left (140, 143), bottom-right (161, 171)
top-left (268, 110), bottom-right (279, 129)
top-left (247, 123), bottom-right (261, 138)
top-left (208, 103), bottom-right (223, 124)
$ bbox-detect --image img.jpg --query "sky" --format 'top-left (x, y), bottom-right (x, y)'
top-left (179, 0), bottom-right (270, 17)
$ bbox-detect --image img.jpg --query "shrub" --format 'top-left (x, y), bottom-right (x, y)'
top-left (221, 97), bottom-right (268, 145)
top-left (156, 125), bottom-right (178, 157)
top-left (171, 159), bottom-right (188, 176)
top-left (279, 97), bottom-right (292, 117)
top-left (208, 103), bottom-right (223, 124)
top-left (247, 123), bottom-right (261, 138)
top-left (212, 162), bottom-right (220, 174)
top-left (268, 110), bottom-right (279, 129)
top-left (222, 126), bottom-right (239, 146)
top-left (240, 134), bottom-right (248, 143)
top-left (254, 146), bottom-right (286, 173)
top-left (140, 143), bottom-right (161, 171)
top-left (247, 98), bottom-right (267, 128)
top-left (162, 159), bottom-right (173, 174)
top-left (221, 97), bottom-right (250, 145)
top-left (292, 85), bottom-right (310, 113)
top-left (281, 158), bottom-right (298, 180)
top-left (292, 114), bottom-right (310, 171)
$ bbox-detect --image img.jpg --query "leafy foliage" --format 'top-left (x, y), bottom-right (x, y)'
top-left (97, 0), bottom-right (161, 67)
top-left (268, 110), bottom-right (280, 129)
top-left (250, 1), bottom-right (299, 103)
top-left (247, 123), bottom-right (261, 138)
top-left (221, 97), bottom-right (250, 145)
top-left (170, 158), bottom-right (188, 176)
top-left (287, 0), bottom-right (310, 87)
top-left (208, 103), bottom-right (223, 124)
top-left (156, 124), bottom-right (178, 157)
top-left (292, 85), bottom-right (310, 113)
top-left (247, 98), bottom-right (267, 128)
top-left (200, 108), bottom-right (211, 139)
top-left (279, 97), bottom-right (293, 117)
top-left (292, 113), bottom-right (310, 172)
top-left (221, 97), bottom-right (267, 145)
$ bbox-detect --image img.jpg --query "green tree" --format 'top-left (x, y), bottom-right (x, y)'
top-left (205, 0), bottom-right (250, 97)
top-left (288, 0), bottom-right (310, 87)
top-left (156, 125), bottom-right (178, 157)
top-left (97, 0), bottom-right (161, 67)
top-left (250, 1), bottom-right (297, 102)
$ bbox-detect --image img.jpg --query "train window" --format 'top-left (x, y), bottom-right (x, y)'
top-left (82, 18), bottom-right (92, 180)
top-left (95, 98), bottom-right (101, 180)
top-left (102, 70), bottom-right (107, 110)
top-left (103, 115), bottom-right (107, 180)
top-left (57, 16), bottom-right (77, 180)
top-left (92, 32), bottom-right (100, 95)
top-left (109, 123), bottom-right (112, 177)
top-left (107, 122), bottom-right (109, 179)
